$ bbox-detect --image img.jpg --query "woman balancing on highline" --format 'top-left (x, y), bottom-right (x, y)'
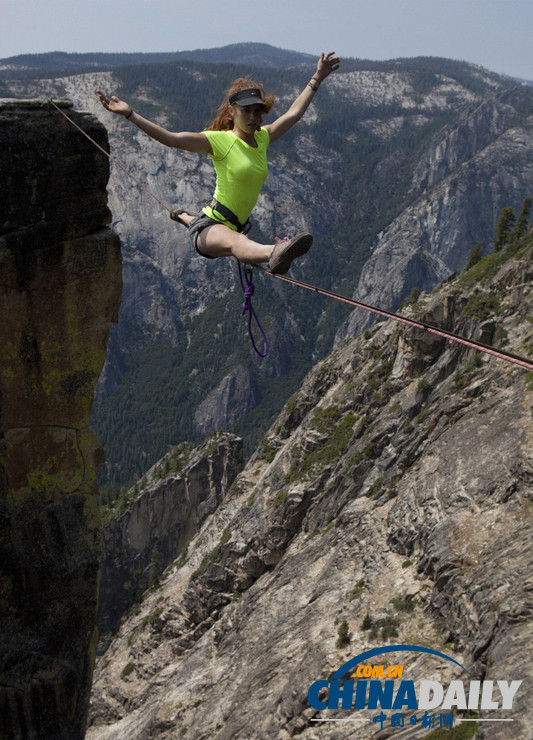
top-left (98, 51), bottom-right (340, 274)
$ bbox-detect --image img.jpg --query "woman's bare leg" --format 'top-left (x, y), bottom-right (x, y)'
top-left (175, 213), bottom-right (274, 264)
top-left (197, 224), bottom-right (274, 264)
top-left (174, 212), bottom-right (312, 272)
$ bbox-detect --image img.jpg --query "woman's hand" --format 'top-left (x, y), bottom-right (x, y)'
top-left (98, 90), bottom-right (131, 117)
top-left (314, 52), bottom-right (340, 82)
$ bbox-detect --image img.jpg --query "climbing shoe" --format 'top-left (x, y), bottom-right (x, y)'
top-left (268, 233), bottom-right (313, 275)
top-left (169, 209), bottom-right (197, 225)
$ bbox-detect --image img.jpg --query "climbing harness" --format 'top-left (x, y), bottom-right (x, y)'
top-left (209, 199), bottom-right (251, 234)
top-left (237, 261), bottom-right (269, 358)
top-left (255, 266), bottom-right (533, 372)
top-left (48, 98), bottom-right (533, 371)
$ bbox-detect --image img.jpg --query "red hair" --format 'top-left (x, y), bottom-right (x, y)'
top-left (206, 77), bottom-right (275, 131)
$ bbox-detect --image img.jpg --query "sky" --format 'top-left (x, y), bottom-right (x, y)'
top-left (2, 0), bottom-right (532, 81)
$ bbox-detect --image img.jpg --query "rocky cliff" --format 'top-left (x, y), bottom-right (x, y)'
top-left (338, 85), bottom-right (533, 340)
top-left (98, 433), bottom-right (243, 636)
top-left (5, 54), bottom-right (531, 493)
top-left (0, 100), bottom-right (121, 739)
top-left (87, 237), bottom-right (533, 738)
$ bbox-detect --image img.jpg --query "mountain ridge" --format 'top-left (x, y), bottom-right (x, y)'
top-left (0, 43), bottom-right (316, 80)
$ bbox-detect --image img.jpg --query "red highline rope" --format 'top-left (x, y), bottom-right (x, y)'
top-left (255, 266), bottom-right (533, 372)
top-left (48, 98), bottom-right (533, 372)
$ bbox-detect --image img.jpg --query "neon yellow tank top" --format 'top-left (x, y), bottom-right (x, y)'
top-left (202, 128), bottom-right (270, 229)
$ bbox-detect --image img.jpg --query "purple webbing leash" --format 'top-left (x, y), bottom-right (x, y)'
top-left (237, 261), bottom-right (270, 358)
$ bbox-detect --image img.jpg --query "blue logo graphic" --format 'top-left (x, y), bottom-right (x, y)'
top-left (331, 644), bottom-right (470, 679)
top-left (307, 643), bottom-right (521, 731)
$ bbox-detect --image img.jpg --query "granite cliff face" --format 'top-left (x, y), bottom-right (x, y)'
top-left (87, 240), bottom-right (533, 738)
top-left (98, 433), bottom-right (243, 636)
top-left (5, 55), bottom-right (531, 491)
top-left (0, 100), bottom-right (121, 739)
top-left (338, 86), bottom-right (533, 340)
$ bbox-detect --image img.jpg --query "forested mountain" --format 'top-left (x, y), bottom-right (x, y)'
top-left (3, 45), bottom-right (532, 496)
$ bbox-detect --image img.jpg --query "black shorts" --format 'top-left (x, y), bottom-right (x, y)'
top-left (188, 213), bottom-right (219, 259)
top-left (188, 210), bottom-right (251, 258)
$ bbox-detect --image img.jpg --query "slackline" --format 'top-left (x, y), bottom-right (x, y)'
top-left (255, 266), bottom-right (533, 372)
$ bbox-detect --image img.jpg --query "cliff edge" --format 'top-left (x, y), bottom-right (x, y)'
top-left (0, 100), bottom-right (122, 739)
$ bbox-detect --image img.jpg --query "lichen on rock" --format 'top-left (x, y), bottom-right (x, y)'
top-left (0, 99), bottom-right (122, 739)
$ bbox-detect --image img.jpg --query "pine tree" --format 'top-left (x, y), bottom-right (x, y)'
top-left (336, 619), bottom-right (351, 648)
top-left (511, 196), bottom-right (532, 243)
top-left (494, 207), bottom-right (516, 252)
top-left (465, 241), bottom-right (484, 270)
top-left (148, 546), bottom-right (162, 591)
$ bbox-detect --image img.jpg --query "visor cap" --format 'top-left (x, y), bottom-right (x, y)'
top-left (229, 88), bottom-right (267, 107)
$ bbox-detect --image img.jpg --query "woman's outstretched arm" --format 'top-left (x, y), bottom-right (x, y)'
top-left (265, 52), bottom-right (340, 143)
top-left (97, 91), bottom-right (212, 153)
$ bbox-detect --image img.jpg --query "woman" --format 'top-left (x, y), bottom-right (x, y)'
top-left (98, 51), bottom-right (340, 274)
